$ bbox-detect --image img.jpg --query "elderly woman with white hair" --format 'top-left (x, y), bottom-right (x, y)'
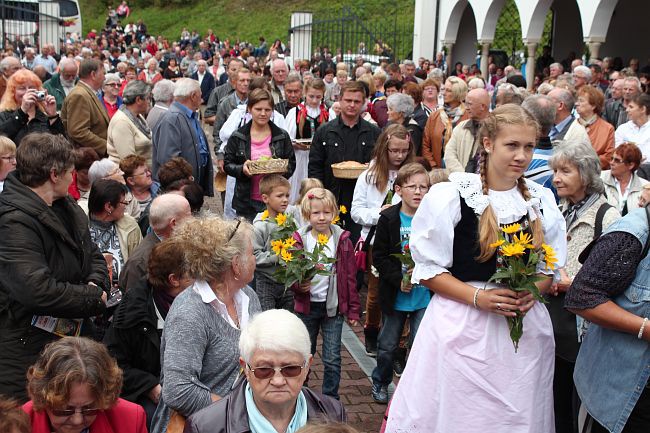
top-left (138, 58), bottom-right (163, 85)
top-left (150, 217), bottom-right (262, 433)
top-left (548, 140), bottom-right (620, 433)
top-left (386, 93), bottom-right (423, 155)
top-left (83, 158), bottom-right (141, 219)
top-left (184, 309), bottom-right (345, 433)
top-left (146, 79), bottom-right (175, 130)
top-left (107, 80), bottom-right (153, 166)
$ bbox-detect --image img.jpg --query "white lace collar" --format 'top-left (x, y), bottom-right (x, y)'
top-left (448, 172), bottom-right (544, 224)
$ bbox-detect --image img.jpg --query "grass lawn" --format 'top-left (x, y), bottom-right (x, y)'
top-left (79, 0), bottom-right (415, 56)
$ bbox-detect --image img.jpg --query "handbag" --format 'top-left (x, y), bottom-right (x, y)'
top-left (354, 225), bottom-right (376, 272)
top-left (165, 410), bottom-right (186, 433)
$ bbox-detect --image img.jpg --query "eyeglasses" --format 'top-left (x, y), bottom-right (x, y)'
top-left (49, 407), bottom-right (100, 417)
top-left (402, 184), bottom-right (429, 193)
top-left (228, 219), bottom-right (242, 242)
top-left (387, 148), bottom-right (410, 156)
top-left (611, 157), bottom-right (625, 164)
top-left (105, 82), bottom-right (120, 88)
top-left (0, 155), bottom-right (16, 162)
top-left (246, 362), bottom-right (306, 379)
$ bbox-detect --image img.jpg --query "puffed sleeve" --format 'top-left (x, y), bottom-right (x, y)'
top-left (410, 181), bottom-right (462, 284)
top-left (219, 107), bottom-right (244, 148)
top-left (284, 107), bottom-right (297, 140)
top-left (537, 185), bottom-right (568, 275)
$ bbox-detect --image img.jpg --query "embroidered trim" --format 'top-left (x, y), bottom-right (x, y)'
top-left (449, 172), bottom-right (544, 223)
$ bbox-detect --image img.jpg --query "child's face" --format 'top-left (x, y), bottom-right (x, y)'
top-left (387, 136), bottom-right (410, 168)
top-left (309, 200), bottom-right (334, 233)
top-left (396, 173), bottom-right (430, 211)
top-left (262, 185), bottom-right (290, 214)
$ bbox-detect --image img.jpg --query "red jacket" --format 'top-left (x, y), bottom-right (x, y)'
top-left (23, 398), bottom-right (148, 433)
top-left (291, 225), bottom-right (360, 321)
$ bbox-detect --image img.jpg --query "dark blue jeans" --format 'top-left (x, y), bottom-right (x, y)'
top-left (297, 301), bottom-right (344, 399)
top-left (371, 308), bottom-right (426, 387)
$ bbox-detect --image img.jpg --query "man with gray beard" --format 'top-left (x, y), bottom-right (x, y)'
top-left (44, 57), bottom-right (79, 111)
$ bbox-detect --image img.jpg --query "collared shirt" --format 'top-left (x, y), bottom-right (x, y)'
top-left (173, 101), bottom-right (209, 167)
top-left (192, 280), bottom-right (251, 330)
top-left (550, 115), bottom-right (574, 140)
top-left (615, 119), bottom-right (650, 160)
top-left (197, 71), bottom-right (205, 86)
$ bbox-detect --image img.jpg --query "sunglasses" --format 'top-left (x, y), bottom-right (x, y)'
top-left (50, 407), bottom-right (99, 417)
top-left (246, 362), bottom-right (306, 380)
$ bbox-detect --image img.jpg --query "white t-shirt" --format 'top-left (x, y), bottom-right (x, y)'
top-left (303, 231), bottom-right (336, 302)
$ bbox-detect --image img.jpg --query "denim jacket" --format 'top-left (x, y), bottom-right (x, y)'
top-left (573, 208), bottom-right (650, 433)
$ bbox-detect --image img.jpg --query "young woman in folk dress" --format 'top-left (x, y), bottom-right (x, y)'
top-left (385, 104), bottom-right (568, 433)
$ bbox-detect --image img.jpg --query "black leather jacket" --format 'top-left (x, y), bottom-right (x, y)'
top-left (183, 376), bottom-right (346, 433)
top-left (224, 120), bottom-right (296, 217)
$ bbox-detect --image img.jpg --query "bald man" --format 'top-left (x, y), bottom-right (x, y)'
top-left (119, 194), bottom-right (192, 293)
top-left (443, 88), bottom-right (490, 173)
top-left (0, 56), bottom-right (21, 99)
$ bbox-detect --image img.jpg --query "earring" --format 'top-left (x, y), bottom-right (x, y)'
top-left (108, 210), bottom-right (112, 215)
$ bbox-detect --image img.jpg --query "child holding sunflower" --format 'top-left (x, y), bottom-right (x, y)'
top-left (384, 104), bottom-right (568, 433)
top-left (290, 187), bottom-right (360, 399)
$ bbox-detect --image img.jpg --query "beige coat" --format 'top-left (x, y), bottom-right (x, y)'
top-left (114, 214), bottom-right (143, 263)
top-left (443, 119), bottom-right (480, 173)
top-left (106, 108), bottom-right (152, 167)
top-left (601, 170), bottom-right (649, 214)
top-left (560, 195), bottom-right (620, 278)
top-left (61, 81), bottom-right (110, 156)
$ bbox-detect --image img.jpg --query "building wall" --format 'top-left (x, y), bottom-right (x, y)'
top-left (599, 2), bottom-right (650, 63)
top-left (551, 0), bottom-right (584, 66)
top-left (454, 5), bottom-right (478, 66)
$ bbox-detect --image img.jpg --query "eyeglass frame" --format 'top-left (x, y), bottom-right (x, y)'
top-left (49, 407), bottom-right (100, 418)
top-left (401, 184), bottom-right (430, 193)
top-left (246, 361), bottom-right (308, 380)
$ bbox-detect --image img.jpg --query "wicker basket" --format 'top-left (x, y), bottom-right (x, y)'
top-left (331, 162), bottom-right (368, 179)
top-left (247, 158), bottom-right (289, 175)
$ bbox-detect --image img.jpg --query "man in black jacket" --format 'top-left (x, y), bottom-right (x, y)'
top-left (308, 80), bottom-right (380, 242)
top-left (0, 133), bottom-right (108, 401)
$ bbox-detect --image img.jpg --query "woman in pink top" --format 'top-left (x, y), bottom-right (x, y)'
top-left (224, 89), bottom-right (296, 221)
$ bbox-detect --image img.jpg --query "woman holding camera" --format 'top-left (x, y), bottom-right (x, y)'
top-left (0, 69), bottom-right (64, 145)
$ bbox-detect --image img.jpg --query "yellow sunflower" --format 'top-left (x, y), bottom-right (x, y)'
top-left (331, 215), bottom-right (340, 225)
top-left (281, 249), bottom-right (293, 262)
top-left (271, 239), bottom-right (284, 255)
top-left (283, 238), bottom-right (297, 249)
top-left (489, 239), bottom-right (505, 248)
top-left (275, 213), bottom-right (287, 226)
top-left (501, 223), bottom-right (522, 234)
top-left (260, 210), bottom-right (269, 221)
top-left (514, 232), bottom-right (534, 249)
top-left (339, 205), bottom-right (347, 214)
top-left (541, 243), bottom-right (558, 270)
top-left (317, 233), bottom-right (329, 246)
top-left (501, 242), bottom-right (526, 257)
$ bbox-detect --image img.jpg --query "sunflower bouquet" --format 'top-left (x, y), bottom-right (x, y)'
top-left (273, 231), bottom-right (336, 289)
top-left (260, 210), bottom-right (299, 242)
top-left (487, 223), bottom-right (558, 352)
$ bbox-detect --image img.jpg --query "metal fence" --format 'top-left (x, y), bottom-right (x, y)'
top-left (1, 0), bottom-right (65, 51)
top-left (290, 6), bottom-right (412, 66)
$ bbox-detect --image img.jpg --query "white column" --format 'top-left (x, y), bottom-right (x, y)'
top-left (290, 12), bottom-right (312, 62)
top-left (413, 0), bottom-right (437, 61)
top-left (525, 41), bottom-right (537, 91)
top-left (479, 41), bottom-right (491, 79)
top-left (444, 41), bottom-right (454, 75)
top-left (587, 40), bottom-right (601, 62)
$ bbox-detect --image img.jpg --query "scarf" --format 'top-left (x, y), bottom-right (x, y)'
top-left (563, 193), bottom-right (600, 230)
top-left (443, 103), bottom-right (464, 127)
top-left (245, 383), bottom-right (308, 433)
top-left (577, 115), bottom-right (598, 128)
top-left (153, 289), bottom-right (176, 319)
top-left (296, 103), bottom-right (328, 139)
top-left (120, 105), bottom-right (152, 139)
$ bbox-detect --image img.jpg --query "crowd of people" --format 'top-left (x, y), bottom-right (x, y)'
top-left (0, 8), bottom-right (649, 432)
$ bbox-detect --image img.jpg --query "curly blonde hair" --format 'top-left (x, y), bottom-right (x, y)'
top-left (172, 216), bottom-right (253, 281)
top-left (27, 337), bottom-right (122, 411)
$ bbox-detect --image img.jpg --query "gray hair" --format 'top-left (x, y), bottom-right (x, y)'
top-left (428, 68), bottom-right (444, 81)
top-left (536, 82), bottom-right (554, 95)
top-left (467, 77), bottom-right (485, 89)
top-left (550, 62), bottom-right (563, 72)
top-left (148, 194), bottom-right (190, 233)
top-left (573, 65), bottom-right (592, 81)
top-left (551, 87), bottom-right (576, 112)
top-left (387, 93), bottom-right (415, 118)
top-left (522, 94), bottom-right (556, 136)
top-left (122, 80), bottom-right (151, 105)
top-left (146, 58), bottom-right (158, 69)
top-left (103, 73), bottom-right (121, 85)
top-left (152, 79), bottom-right (175, 103)
top-left (173, 77), bottom-right (200, 99)
top-left (59, 57), bottom-right (78, 72)
top-left (88, 158), bottom-right (119, 185)
top-left (624, 76), bottom-right (642, 91)
top-left (270, 58), bottom-right (288, 73)
top-left (239, 309), bottom-right (311, 364)
top-left (196, 59), bottom-right (208, 67)
top-left (0, 56), bottom-right (20, 73)
top-left (403, 59), bottom-right (415, 67)
top-left (284, 72), bottom-right (302, 86)
top-left (548, 140), bottom-right (604, 195)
